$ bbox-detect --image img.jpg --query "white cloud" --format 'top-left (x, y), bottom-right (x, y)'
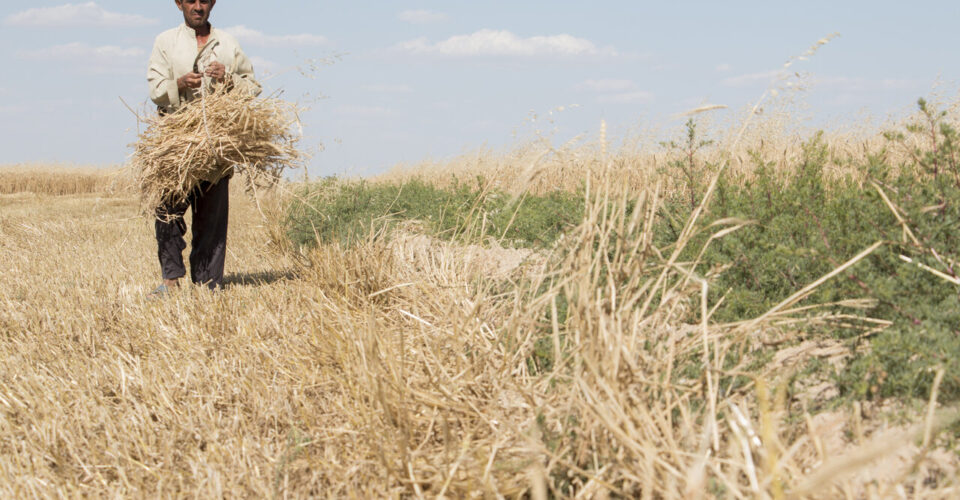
top-left (721, 70), bottom-right (927, 93)
top-left (576, 79), bottom-right (652, 104)
top-left (716, 63), bottom-right (732, 72)
top-left (362, 84), bottom-right (413, 93)
top-left (335, 105), bottom-right (394, 118)
top-left (720, 70), bottom-right (781, 87)
top-left (249, 56), bottom-right (278, 74)
top-left (398, 10), bottom-right (448, 24)
top-left (395, 29), bottom-right (616, 58)
top-left (598, 91), bottom-right (654, 104)
top-left (3, 2), bottom-right (157, 27)
top-left (223, 25), bottom-right (327, 47)
top-left (577, 79), bottom-right (636, 92)
top-left (0, 104), bottom-right (26, 115)
top-left (880, 78), bottom-right (925, 90)
top-left (17, 42), bottom-right (145, 74)
top-left (814, 76), bottom-right (868, 91)
top-left (814, 76), bottom-right (925, 92)
top-left (19, 42), bottom-right (144, 62)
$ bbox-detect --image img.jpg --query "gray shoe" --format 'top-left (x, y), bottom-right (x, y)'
top-left (146, 284), bottom-right (172, 301)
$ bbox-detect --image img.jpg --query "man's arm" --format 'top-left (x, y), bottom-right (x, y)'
top-left (149, 37), bottom-right (205, 111)
top-left (147, 40), bottom-right (180, 109)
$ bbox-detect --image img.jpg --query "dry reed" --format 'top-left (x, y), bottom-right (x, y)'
top-left (130, 86), bottom-right (302, 214)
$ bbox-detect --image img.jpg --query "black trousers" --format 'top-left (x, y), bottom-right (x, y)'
top-left (155, 177), bottom-right (230, 290)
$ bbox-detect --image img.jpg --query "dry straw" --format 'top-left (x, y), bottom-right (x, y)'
top-left (131, 86), bottom-right (303, 215)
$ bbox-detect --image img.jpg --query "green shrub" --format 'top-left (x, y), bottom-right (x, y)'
top-left (286, 177), bottom-right (584, 249)
top-left (663, 114), bottom-right (960, 401)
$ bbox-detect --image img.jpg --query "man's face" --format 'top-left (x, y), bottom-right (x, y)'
top-left (176, 0), bottom-right (215, 30)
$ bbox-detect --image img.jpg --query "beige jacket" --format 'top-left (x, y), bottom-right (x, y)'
top-left (147, 23), bottom-right (260, 113)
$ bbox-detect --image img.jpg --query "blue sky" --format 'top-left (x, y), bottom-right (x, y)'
top-left (1, 1), bottom-right (958, 176)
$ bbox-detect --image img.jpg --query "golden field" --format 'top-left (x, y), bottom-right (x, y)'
top-left (1, 139), bottom-right (958, 500)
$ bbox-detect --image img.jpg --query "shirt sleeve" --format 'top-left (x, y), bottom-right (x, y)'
top-left (147, 38), bottom-right (180, 109)
top-left (229, 44), bottom-right (262, 97)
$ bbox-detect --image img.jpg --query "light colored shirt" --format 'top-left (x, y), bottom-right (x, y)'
top-left (147, 23), bottom-right (260, 112)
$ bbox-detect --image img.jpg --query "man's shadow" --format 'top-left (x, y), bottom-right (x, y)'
top-left (223, 269), bottom-right (300, 287)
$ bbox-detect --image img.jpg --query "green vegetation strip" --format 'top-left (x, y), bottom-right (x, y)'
top-left (287, 177), bottom-right (584, 249)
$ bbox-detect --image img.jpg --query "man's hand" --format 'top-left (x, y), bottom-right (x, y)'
top-left (177, 72), bottom-right (203, 90)
top-left (205, 61), bottom-right (226, 83)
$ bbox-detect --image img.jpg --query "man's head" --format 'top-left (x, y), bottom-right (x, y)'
top-left (175, 0), bottom-right (215, 31)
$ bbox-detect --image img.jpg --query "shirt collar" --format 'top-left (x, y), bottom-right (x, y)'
top-left (180, 22), bottom-right (215, 38)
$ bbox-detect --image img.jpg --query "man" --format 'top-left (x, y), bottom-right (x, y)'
top-left (146, 0), bottom-right (260, 297)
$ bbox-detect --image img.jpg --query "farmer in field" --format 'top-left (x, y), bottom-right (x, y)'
top-left (146, 0), bottom-right (260, 297)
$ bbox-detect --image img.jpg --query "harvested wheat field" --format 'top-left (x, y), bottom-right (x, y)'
top-left (2, 125), bottom-right (960, 500)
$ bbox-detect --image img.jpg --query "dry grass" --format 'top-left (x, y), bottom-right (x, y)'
top-left (375, 97), bottom-right (943, 197)
top-left (0, 164), bottom-right (130, 196)
top-left (130, 87), bottom-right (303, 215)
top-left (1, 156), bottom-right (957, 497)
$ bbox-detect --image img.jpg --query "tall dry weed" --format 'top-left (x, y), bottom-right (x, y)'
top-left (271, 168), bottom-right (958, 497)
top-left (376, 87), bottom-right (959, 200)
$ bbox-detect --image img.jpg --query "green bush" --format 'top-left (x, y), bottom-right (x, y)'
top-left (662, 116), bottom-right (960, 401)
top-left (286, 177), bottom-right (584, 249)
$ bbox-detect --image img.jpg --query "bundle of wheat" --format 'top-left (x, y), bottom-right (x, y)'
top-left (131, 86), bottom-right (302, 215)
